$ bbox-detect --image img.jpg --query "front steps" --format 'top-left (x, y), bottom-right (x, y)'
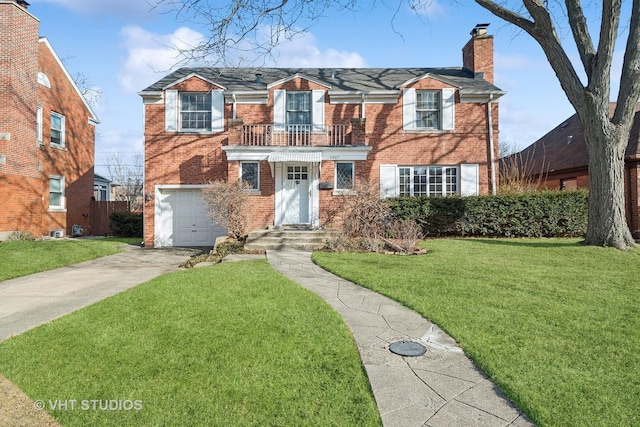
top-left (244, 227), bottom-right (332, 251)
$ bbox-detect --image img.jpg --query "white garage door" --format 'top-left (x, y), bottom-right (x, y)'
top-left (156, 188), bottom-right (227, 247)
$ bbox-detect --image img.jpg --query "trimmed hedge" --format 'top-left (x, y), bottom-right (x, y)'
top-left (388, 190), bottom-right (588, 238)
top-left (109, 211), bottom-right (143, 237)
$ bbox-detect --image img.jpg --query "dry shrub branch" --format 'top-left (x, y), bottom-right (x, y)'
top-left (201, 180), bottom-right (252, 240)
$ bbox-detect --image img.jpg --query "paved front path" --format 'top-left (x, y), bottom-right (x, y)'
top-left (267, 250), bottom-right (535, 427)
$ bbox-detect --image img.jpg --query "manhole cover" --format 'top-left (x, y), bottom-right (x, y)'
top-left (389, 341), bottom-right (427, 357)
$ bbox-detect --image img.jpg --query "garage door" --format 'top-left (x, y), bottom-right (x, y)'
top-left (156, 188), bottom-right (227, 247)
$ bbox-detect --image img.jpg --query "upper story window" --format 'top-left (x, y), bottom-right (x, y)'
top-left (402, 88), bottom-right (455, 131)
top-left (164, 89), bottom-right (224, 133)
top-left (51, 112), bottom-right (65, 147)
top-left (416, 91), bottom-right (440, 129)
top-left (180, 92), bottom-right (212, 131)
top-left (286, 91), bottom-right (311, 125)
top-left (273, 89), bottom-right (325, 132)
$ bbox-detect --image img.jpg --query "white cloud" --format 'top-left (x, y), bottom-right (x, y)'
top-left (266, 31), bottom-right (367, 68)
top-left (118, 25), bottom-right (206, 93)
top-left (117, 25), bottom-right (368, 93)
top-left (35, 0), bottom-right (154, 17)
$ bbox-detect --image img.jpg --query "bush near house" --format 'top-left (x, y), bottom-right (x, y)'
top-left (388, 190), bottom-right (588, 237)
top-left (109, 211), bottom-right (143, 237)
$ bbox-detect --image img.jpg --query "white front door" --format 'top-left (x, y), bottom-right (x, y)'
top-left (282, 164), bottom-right (310, 224)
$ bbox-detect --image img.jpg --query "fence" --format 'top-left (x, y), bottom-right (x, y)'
top-left (90, 200), bottom-right (130, 235)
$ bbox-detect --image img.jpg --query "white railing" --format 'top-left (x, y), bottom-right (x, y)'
top-left (241, 124), bottom-right (350, 146)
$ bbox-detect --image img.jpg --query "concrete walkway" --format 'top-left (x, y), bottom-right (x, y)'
top-left (267, 250), bottom-right (535, 427)
top-left (0, 246), bottom-right (196, 342)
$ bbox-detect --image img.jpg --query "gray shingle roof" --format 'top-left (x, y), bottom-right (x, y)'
top-left (140, 67), bottom-right (503, 95)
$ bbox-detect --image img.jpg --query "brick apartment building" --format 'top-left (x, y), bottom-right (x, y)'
top-left (0, 0), bottom-right (99, 239)
top-left (140, 24), bottom-right (504, 248)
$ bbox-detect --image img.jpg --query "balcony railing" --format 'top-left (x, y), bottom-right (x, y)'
top-left (240, 124), bottom-right (350, 146)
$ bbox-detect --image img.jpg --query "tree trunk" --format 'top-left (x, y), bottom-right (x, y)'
top-left (583, 118), bottom-right (637, 249)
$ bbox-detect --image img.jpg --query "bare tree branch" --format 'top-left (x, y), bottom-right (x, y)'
top-left (614, 0), bottom-right (640, 125)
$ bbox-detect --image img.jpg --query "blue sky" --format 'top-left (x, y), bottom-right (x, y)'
top-left (28, 0), bottom-right (585, 177)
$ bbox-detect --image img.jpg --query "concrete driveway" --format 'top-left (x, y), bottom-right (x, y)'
top-left (0, 246), bottom-right (196, 342)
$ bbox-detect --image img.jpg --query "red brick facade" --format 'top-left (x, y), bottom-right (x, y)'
top-left (0, 1), bottom-right (97, 239)
top-left (142, 31), bottom-right (501, 247)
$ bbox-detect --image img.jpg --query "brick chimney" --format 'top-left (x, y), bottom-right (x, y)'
top-left (462, 23), bottom-right (494, 84)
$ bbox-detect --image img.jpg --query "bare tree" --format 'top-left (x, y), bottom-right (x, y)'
top-left (152, 0), bottom-right (640, 249)
top-left (104, 153), bottom-right (144, 211)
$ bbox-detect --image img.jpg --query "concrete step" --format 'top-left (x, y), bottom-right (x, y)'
top-left (245, 228), bottom-right (332, 251)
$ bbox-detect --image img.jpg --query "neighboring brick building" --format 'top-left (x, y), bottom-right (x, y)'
top-left (140, 24), bottom-right (504, 248)
top-left (0, 0), bottom-right (98, 239)
top-left (504, 103), bottom-right (640, 237)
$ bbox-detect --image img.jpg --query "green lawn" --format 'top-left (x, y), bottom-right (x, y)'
top-left (0, 261), bottom-right (381, 426)
top-left (0, 238), bottom-right (140, 282)
top-left (312, 238), bottom-right (640, 427)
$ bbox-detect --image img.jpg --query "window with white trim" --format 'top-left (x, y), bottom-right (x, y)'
top-left (51, 112), bottom-right (65, 146)
top-left (240, 162), bottom-right (259, 190)
top-left (335, 162), bottom-right (354, 191)
top-left (416, 91), bottom-right (440, 129)
top-left (49, 176), bottom-right (65, 210)
top-left (286, 91), bottom-right (311, 125)
top-left (403, 87), bottom-right (455, 131)
top-left (180, 92), bottom-right (212, 131)
top-left (398, 166), bottom-right (458, 197)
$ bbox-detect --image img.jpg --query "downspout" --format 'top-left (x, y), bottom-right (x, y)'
top-left (232, 93), bottom-right (237, 119)
top-left (487, 94), bottom-right (497, 195)
top-left (361, 93), bottom-right (366, 119)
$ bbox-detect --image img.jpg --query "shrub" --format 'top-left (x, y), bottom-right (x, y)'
top-left (109, 211), bottom-right (143, 237)
top-left (389, 190), bottom-right (588, 238)
top-left (7, 231), bottom-right (35, 241)
top-left (201, 180), bottom-right (252, 240)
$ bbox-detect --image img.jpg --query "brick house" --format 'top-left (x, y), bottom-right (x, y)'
top-left (504, 103), bottom-right (640, 237)
top-left (140, 24), bottom-right (504, 248)
top-left (0, 0), bottom-right (99, 239)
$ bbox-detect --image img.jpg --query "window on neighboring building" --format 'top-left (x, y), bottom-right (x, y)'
top-left (240, 162), bottom-right (259, 190)
top-left (180, 92), bottom-right (212, 131)
top-left (94, 184), bottom-right (108, 201)
top-left (335, 162), bottom-right (354, 191)
top-left (416, 91), bottom-right (440, 129)
top-left (51, 112), bottom-right (65, 146)
top-left (286, 91), bottom-right (311, 125)
top-left (50, 176), bottom-right (65, 210)
top-left (398, 166), bottom-right (458, 197)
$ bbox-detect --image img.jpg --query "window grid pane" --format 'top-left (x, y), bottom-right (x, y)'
top-left (241, 162), bottom-right (259, 189)
top-left (51, 113), bottom-right (63, 145)
top-left (416, 91), bottom-right (440, 129)
top-left (50, 177), bottom-right (62, 207)
top-left (445, 167), bottom-right (458, 195)
top-left (399, 167), bottom-right (411, 197)
top-left (180, 93), bottom-right (212, 131)
top-left (336, 162), bottom-right (354, 190)
top-left (286, 92), bottom-right (311, 125)
top-left (413, 166), bottom-right (428, 197)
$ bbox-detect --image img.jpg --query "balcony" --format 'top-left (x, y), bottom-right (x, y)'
top-left (239, 124), bottom-right (352, 146)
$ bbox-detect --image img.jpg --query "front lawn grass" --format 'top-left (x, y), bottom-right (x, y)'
top-left (312, 238), bottom-right (640, 427)
top-left (0, 238), bottom-right (140, 282)
top-left (0, 261), bottom-right (381, 426)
